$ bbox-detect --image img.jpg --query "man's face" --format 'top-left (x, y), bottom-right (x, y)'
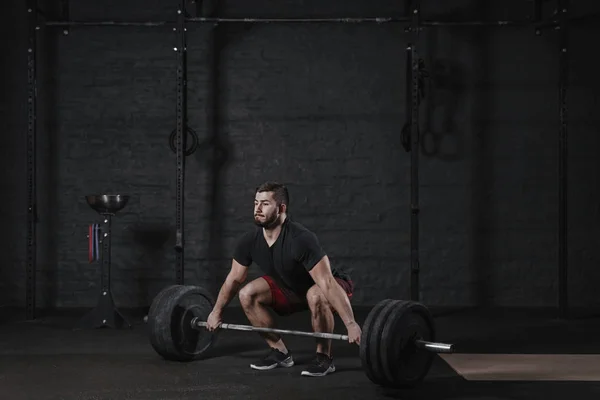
top-left (254, 191), bottom-right (281, 228)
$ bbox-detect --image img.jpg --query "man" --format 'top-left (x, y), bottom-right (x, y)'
top-left (206, 181), bottom-right (361, 377)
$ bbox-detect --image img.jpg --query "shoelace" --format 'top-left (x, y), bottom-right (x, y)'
top-left (265, 348), bottom-right (283, 361)
top-left (313, 355), bottom-right (329, 367)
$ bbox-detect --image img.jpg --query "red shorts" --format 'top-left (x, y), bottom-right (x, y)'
top-left (261, 275), bottom-right (354, 316)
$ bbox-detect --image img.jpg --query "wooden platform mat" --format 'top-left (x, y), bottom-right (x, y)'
top-left (440, 354), bottom-right (600, 381)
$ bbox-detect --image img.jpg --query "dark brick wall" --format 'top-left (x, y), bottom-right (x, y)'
top-left (1, 0), bottom-right (28, 309)
top-left (2, 0), bottom-right (600, 310)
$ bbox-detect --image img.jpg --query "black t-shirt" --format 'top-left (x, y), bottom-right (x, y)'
top-left (233, 218), bottom-right (349, 297)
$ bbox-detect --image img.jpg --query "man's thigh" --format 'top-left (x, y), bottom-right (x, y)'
top-left (260, 275), bottom-right (308, 316)
top-left (240, 276), bottom-right (273, 305)
top-left (307, 277), bottom-right (355, 312)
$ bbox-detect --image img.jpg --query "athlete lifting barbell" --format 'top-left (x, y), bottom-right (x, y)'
top-left (146, 181), bottom-right (454, 388)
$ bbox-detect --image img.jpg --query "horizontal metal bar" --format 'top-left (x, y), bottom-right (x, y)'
top-left (416, 340), bottom-right (454, 353)
top-left (39, 14), bottom-right (577, 29)
top-left (45, 21), bottom-right (172, 27)
top-left (192, 319), bottom-right (455, 353)
top-left (195, 320), bottom-right (348, 340)
top-left (421, 19), bottom-right (558, 27)
top-left (42, 17), bottom-right (409, 26)
top-left (41, 18), bottom-right (562, 28)
top-left (186, 16), bottom-right (410, 23)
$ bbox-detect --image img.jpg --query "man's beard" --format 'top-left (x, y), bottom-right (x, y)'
top-left (254, 213), bottom-right (279, 228)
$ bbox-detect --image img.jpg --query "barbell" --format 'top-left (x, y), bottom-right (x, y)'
top-left (146, 284), bottom-right (455, 388)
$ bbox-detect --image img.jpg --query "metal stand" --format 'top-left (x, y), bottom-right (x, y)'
top-left (78, 194), bottom-right (132, 329)
top-left (78, 214), bottom-right (131, 329)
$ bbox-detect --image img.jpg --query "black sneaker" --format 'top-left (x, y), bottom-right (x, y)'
top-left (300, 352), bottom-right (336, 377)
top-left (250, 348), bottom-right (294, 370)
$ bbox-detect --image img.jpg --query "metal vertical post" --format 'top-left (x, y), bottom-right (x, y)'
top-left (26, 1), bottom-right (38, 320)
top-left (174, 0), bottom-right (188, 284)
top-left (408, 0), bottom-right (421, 302)
top-left (102, 216), bottom-right (112, 294)
top-left (557, 0), bottom-right (569, 319)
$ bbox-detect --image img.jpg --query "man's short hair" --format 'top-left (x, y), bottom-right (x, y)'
top-left (255, 181), bottom-right (289, 209)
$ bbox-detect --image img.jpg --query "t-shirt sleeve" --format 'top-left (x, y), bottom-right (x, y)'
top-left (292, 232), bottom-right (327, 272)
top-left (233, 231), bottom-right (254, 267)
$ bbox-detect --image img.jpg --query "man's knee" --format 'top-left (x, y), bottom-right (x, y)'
top-left (239, 279), bottom-right (271, 308)
top-left (306, 285), bottom-right (329, 310)
top-left (238, 285), bottom-right (256, 308)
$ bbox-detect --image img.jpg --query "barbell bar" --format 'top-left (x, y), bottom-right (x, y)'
top-left (146, 284), bottom-right (454, 388)
top-left (191, 319), bottom-right (454, 353)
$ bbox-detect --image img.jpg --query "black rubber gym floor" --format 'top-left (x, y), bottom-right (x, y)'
top-left (1, 306), bottom-right (599, 400)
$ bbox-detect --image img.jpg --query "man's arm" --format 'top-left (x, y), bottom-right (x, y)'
top-left (212, 259), bottom-right (249, 314)
top-left (308, 255), bottom-right (357, 329)
top-left (212, 231), bottom-right (254, 315)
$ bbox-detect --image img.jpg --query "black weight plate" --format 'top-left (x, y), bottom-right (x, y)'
top-left (174, 290), bottom-right (215, 359)
top-left (147, 285), bottom-right (180, 359)
top-left (367, 299), bottom-right (402, 386)
top-left (380, 300), bottom-right (414, 385)
top-left (360, 299), bottom-right (395, 385)
top-left (383, 301), bottom-right (436, 388)
top-left (147, 285), bottom-right (217, 361)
